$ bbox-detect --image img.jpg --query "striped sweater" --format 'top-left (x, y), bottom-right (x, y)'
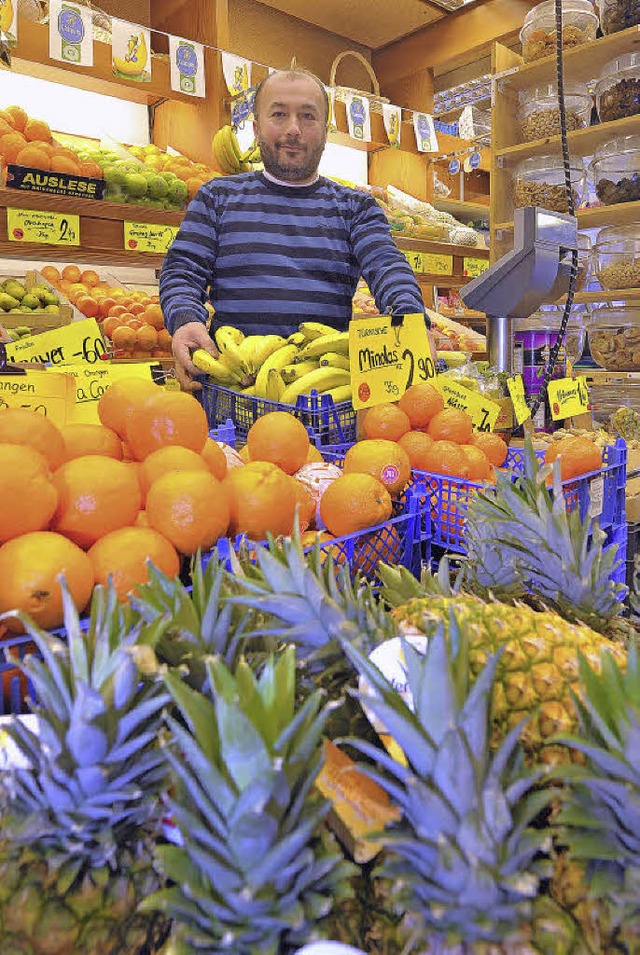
top-left (159, 171), bottom-right (426, 338)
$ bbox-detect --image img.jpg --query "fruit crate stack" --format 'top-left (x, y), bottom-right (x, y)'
top-left (0, 270), bottom-right (72, 338)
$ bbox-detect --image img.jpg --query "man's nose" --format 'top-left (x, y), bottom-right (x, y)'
top-left (285, 116), bottom-right (302, 136)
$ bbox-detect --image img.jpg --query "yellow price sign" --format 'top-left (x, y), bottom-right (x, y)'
top-left (124, 221), bottom-right (179, 254)
top-left (547, 376), bottom-right (589, 421)
top-left (349, 313), bottom-right (436, 411)
top-left (4, 318), bottom-right (107, 367)
top-left (506, 374), bottom-right (531, 426)
top-left (7, 208), bottom-right (80, 246)
top-left (434, 376), bottom-right (501, 433)
top-left (423, 253), bottom-right (453, 276)
top-left (61, 362), bottom-right (157, 424)
top-left (402, 250), bottom-right (424, 273)
top-left (464, 257), bottom-right (490, 279)
top-left (0, 370), bottom-right (76, 428)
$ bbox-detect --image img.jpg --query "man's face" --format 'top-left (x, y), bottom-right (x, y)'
top-left (254, 75), bottom-right (327, 183)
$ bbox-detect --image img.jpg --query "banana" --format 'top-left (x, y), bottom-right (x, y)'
top-left (245, 334), bottom-right (287, 374)
top-left (228, 126), bottom-right (243, 163)
top-left (192, 350), bottom-right (240, 387)
top-left (241, 385), bottom-right (257, 396)
top-left (265, 368), bottom-right (285, 402)
top-left (213, 128), bottom-right (237, 175)
top-left (319, 351), bottom-right (350, 372)
top-left (281, 360), bottom-right (319, 384)
top-left (325, 384), bottom-right (352, 403)
top-left (280, 367), bottom-right (350, 405)
top-left (287, 332), bottom-right (306, 347)
top-left (214, 325), bottom-right (244, 349)
top-left (254, 343), bottom-right (299, 398)
top-left (217, 340), bottom-right (250, 380)
top-left (298, 332), bottom-right (350, 361)
top-left (222, 125), bottom-right (242, 173)
top-left (299, 321), bottom-right (341, 341)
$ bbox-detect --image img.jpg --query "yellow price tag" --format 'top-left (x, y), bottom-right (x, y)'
top-left (434, 376), bottom-right (501, 433)
top-left (61, 362), bottom-right (157, 424)
top-left (423, 253), bottom-right (453, 276)
top-left (402, 250), bottom-right (424, 273)
top-left (4, 318), bottom-right (107, 367)
top-left (349, 313), bottom-right (436, 411)
top-left (7, 208), bottom-right (80, 246)
top-left (506, 375), bottom-right (531, 426)
top-left (0, 370), bottom-right (76, 427)
top-left (547, 376), bottom-right (589, 421)
top-left (124, 221), bottom-right (179, 254)
top-left (464, 257), bottom-right (490, 279)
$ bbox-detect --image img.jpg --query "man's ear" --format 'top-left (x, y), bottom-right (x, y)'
top-left (253, 118), bottom-right (258, 139)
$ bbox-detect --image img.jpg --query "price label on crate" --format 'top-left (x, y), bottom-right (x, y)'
top-left (124, 221), bottom-right (179, 253)
top-left (402, 250), bottom-right (425, 273)
top-left (60, 362), bottom-right (157, 424)
top-left (349, 313), bottom-right (436, 410)
top-left (4, 318), bottom-right (108, 368)
top-left (434, 376), bottom-right (501, 433)
top-left (588, 475), bottom-right (604, 519)
top-left (7, 208), bottom-right (80, 246)
top-left (506, 374), bottom-right (531, 426)
top-left (0, 370), bottom-right (76, 427)
top-left (463, 257), bottom-right (490, 279)
top-left (423, 253), bottom-right (453, 275)
top-left (547, 376), bottom-right (589, 421)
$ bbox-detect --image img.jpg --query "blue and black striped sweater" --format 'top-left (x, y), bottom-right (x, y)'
top-left (159, 171), bottom-right (426, 338)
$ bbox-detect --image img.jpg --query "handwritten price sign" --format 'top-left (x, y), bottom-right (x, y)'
top-left (433, 376), bottom-right (501, 433)
top-left (463, 257), bottom-right (490, 279)
top-left (61, 362), bottom-right (157, 424)
top-left (7, 208), bottom-right (80, 246)
top-left (349, 313), bottom-right (436, 411)
top-left (402, 250), bottom-right (424, 273)
top-left (506, 374), bottom-right (531, 426)
top-left (0, 370), bottom-right (76, 427)
top-left (124, 221), bottom-right (179, 253)
top-left (4, 318), bottom-right (108, 367)
top-left (547, 376), bottom-right (589, 421)
top-left (423, 253), bottom-right (453, 276)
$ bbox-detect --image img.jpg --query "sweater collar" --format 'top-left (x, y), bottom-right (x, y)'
top-left (256, 171), bottom-right (323, 196)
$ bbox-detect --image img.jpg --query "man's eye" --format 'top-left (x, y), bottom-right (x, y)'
top-left (301, 113), bottom-right (316, 121)
top-left (272, 111), bottom-right (286, 118)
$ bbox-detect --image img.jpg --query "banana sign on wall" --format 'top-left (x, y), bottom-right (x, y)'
top-left (111, 19), bottom-right (151, 83)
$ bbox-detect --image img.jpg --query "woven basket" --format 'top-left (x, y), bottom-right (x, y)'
top-left (329, 50), bottom-right (388, 112)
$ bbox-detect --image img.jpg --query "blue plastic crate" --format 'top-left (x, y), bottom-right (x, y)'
top-left (199, 381), bottom-right (356, 447)
top-left (208, 418), bottom-right (236, 448)
top-left (604, 522), bottom-right (628, 593)
top-left (0, 633), bottom-right (40, 716)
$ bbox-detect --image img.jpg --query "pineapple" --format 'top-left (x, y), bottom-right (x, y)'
top-left (0, 584), bottom-right (171, 954)
top-left (143, 646), bottom-right (356, 954)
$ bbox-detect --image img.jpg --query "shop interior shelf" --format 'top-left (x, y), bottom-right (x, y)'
top-left (558, 288), bottom-right (640, 304)
top-left (395, 236), bottom-right (490, 258)
top-left (496, 113), bottom-right (640, 163)
top-left (495, 199), bottom-right (640, 232)
top-left (432, 198), bottom-right (491, 220)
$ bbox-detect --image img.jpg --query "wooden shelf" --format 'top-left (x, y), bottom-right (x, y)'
top-left (496, 113), bottom-right (640, 162)
top-left (557, 287), bottom-right (640, 303)
top-left (395, 237), bottom-right (490, 257)
top-left (495, 199), bottom-right (640, 232)
top-left (432, 197), bottom-right (490, 221)
top-left (494, 25), bottom-right (640, 93)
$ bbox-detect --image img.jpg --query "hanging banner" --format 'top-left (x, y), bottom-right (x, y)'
top-left (0, 0), bottom-right (17, 46)
top-left (413, 112), bottom-right (438, 153)
top-left (345, 93), bottom-right (371, 143)
top-left (169, 35), bottom-right (205, 98)
top-left (111, 18), bottom-right (151, 83)
top-left (221, 51), bottom-right (251, 96)
top-left (326, 86), bottom-right (337, 132)
top-left (48, 0), bottom-right (93, 67)
top-left (382, 104), bottom-right (401, 147)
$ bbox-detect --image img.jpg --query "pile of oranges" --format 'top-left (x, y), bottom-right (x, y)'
top-left (0, 106), bottom-right (102, 181)
top-left (40, 264), bottom-right (173, 360)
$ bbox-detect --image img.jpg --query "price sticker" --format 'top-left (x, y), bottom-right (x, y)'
top-left (463, 257), bottom-right (490, 279)
top-left (7, 208), bottom-right (80, 246)
top-left (588, 475), bottom-right (604, 519)
top-left (402, 250), bottom-right (425, 273)
top-left (0, 370), bottom-right (76, 428)
top-left (4, 318), bottom-right (108, 367)
top-left (422, 253), bottom-right (453, 276)
top-left (349, 313), bottom-right (436, 411)
top-left (60, 362), bottom-right (157, 423)
top-left (433, 376), bottom-right (501, 433)
top-left (506, 375), bottom-right (531, 426)
top-left (547, 376), bottom-right (589, 421)
top-left (124, 221), bottom-right (179, 253)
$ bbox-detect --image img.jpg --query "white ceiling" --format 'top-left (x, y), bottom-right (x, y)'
top-left (253, 0), bottom-right (444, 50)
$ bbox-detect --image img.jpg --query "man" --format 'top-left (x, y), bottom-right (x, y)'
top-left (160, 67), bottom-right (427, 391)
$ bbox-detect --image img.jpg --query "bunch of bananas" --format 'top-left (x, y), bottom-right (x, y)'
top-left (192, 322), bottom-right (352, 404)
top-left (212, 125), bottom-right (261, 176)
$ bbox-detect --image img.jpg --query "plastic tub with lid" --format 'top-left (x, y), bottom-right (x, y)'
top-left (514, 305), bottom-right (587, 396)
top-left (520, 0), bottom-right (599, 63)
top-left (594, 223), bottom-right (640, 290)
top-left (596, 52), bottom-right (640, 122)
top-left (589, 381), bottom-right (640, 428)
top-left (592, 135), bottom-right (640, 206)
top-left (586, 306), bottom-right (640, 371)
top-left (596, 0), bottom-right (640, 34)
top-left (513, 154), bottom-right (587, 214)
top-left (518, 81), bottom-right (592, 142)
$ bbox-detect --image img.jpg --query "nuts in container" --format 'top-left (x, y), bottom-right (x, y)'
top-left (513, 155), bottom-right (586, 215)
top-left (596, 53), bottom-right (640, 123)
top-left (519, 0), bottom-right (599, 62)
top-left (587, 307), bottom-right (640, 371)
top-left (519, 81), bottom-right (592, 143)
top-left (596, 0), bottom-right (640, 33)
top-left (593, 135), bottom-right (640, 206)
top-left (595, 223), bottom-right (640, 290)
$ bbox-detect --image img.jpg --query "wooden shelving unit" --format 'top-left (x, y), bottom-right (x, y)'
top-left (495, 200), bottom-right (640, 233)
top-left (558, 287), bottom-right (640, 304)
top-left (432, 197), bottom-right (490, 221)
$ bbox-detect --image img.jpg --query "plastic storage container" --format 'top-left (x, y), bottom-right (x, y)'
top-left (520, 0), bottom-right (599, 62)
top-left (594, 223), bottom-right (640, 290)
top-left (596, 0), bottom-right (640, 33)
top-left (587, 306), bottom-right (640, 370)
top-left (592, 135), bottom-right (640, 205)
top-left (596, 52), bottom-right (640, 122)
top-left (513, 154), bottom-right (587, 214)
top-left (515, 305), bottom-right (586, 377)
top-left (589, 380), bottom-right (640, 428)
top-left (575, 232), bottom-right (593, 291)
top-left (518, 81), bottom-right (592, 142)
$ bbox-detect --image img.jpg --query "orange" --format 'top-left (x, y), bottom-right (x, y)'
top-left (52, 455), bottom-right (142, 549)
top-left (50, 155), bottom-right (81, 175)
top-left (0, 132), bottom-right (27, 163)
top-left (421, 440), bottom-right (469, 478)
top-left (427, 408), bottom-right (474, 445)
top-left (0, 407), bottom-right (66, 471)
top-left (102, 317), bottom-right (123, 339)
top-left (88, 527), bottom-right (180, 602)
top-left (158, 329), bottom-right (173, 351)
top-left (0, 118), bottom-right (12, 138)
top-left (144, 304), bottom-right (165, 330)
top-left (134, 325), bottom-right (158, 351)
top-left (15, 144), bottom-right (50, 170)
top-left (362, 402), bottom-right (410, 442)
top-left (129, 303), bottom-right (146, 316)
top-left (0, 532), bottom-right (94, 633)
top-left (398, 382), bottom-right (445, 429)
top-left (201, 437), bottom-right (228, 481)
top-left (126, 319), bottom-right (145, 332)
top-left (126, 390), bottom-right (208, 461)
top-left (224, 461), bottom-right (298, 539)
top-left (80, 269), bottom-right (100, 287)
top-left (545, 437), bottom-right (601, 482)
top-left (135, 510), bottom-right (150, 528)
top-left (343, 439), bottom-right (411, 496)
top-left (119, 312), bottom-right (137, 325)
top-left (108, 305), bottom-right (128, 318)
top-left (98, 377), bottom-right (159, 439)
top-left (62, 264), bottom-right (82, 283)
top-left (469, 432), bottom-right (508, 468)
top-left (99, 297), bottom-right (118, 318)
top-left (239, 444), bottom-right (251, 463)
top-left (5, 106), bottom-right (28, 132)
top-left (23, 118), bottom-right (52, 143)
top-left (353, 523), bottom-right (403, 578)
top-left (305, 444), bottom-right (324, 464)
top-left (320, 473), bottom-right (393, 537)
top-left (461, 445), bottom-right (492, 481)
top-left (0, 444), bottom-right (58, 543)
top-left (146, 470), bottom-right (229, 555)
top-left (111, 326), bottom-right (136, 350)
top-left (61, 423), bottom-right (123, 461)
top-left (299, 530), bottom-right (347, 565)
top-left (140, 445), bottom-right (209, 500)
top-left (67, 282), bottom-right (89, 302)
top-left (246, 411), bottom-right (310, 475)
top-left (291, 477), bottom-right (316, 532)
top-left (397, 430), bottom-right (434, 470)
top-left (40, 265), bottom-right (60, 285)
top-left (76, 295), bottom-right (100, 318)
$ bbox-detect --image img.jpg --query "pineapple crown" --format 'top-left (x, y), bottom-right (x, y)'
top-left (143, 646), bottom-right (355, 954)
top-left (0, 584), bottom-right (171, 871)
top-left (340, 613), bottom-right (553, 948)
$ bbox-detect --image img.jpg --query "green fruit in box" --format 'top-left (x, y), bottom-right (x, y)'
top-left (41, 291), bottom-right (60, 306)
top-left (44, 304), bottom-right (60, 313)
top-left (30, 284), bottom-right (53, 302)
top-left (168, 179), bottom-right (188, 203)
top-left (160, 171), bottom-right (178, 183)
top-left (124, 172), bottom-right (147, 198)
top-left (3, 279), bottom-right (26, 300)
top-left (147, 175), bottom-right (168, 199)
top-left (103, 165), bottom-right (127, 188)
top-left (14, 325), bottom-right (32, 336)
top-left (21, 293), bottom-right (41, 310)
top-left (0, 292), bottom-right (21, 310)
top-left (8, 308), bottom-right (23, 314)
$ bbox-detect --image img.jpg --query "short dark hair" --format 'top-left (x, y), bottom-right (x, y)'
top-left (253, 69), bottom-right (330, 126)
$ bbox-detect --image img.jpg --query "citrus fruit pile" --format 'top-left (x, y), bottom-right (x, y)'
top-left (0, 105), bottom-right (103, 181)
top-left (544, 435), bottom-right (602, 481)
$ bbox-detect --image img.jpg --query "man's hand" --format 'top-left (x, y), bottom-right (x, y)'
top-left (171, 322), bottom-right (218, 392)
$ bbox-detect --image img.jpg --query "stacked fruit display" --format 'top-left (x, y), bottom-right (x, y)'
top-left (0, 105), bottom-right (104, 181)
top-left (0, 276), bottom-right (61, 315)
top-left (194, 322), bottom-right (352, 402)
top-left (212, 124), bottom-right (261, 175)
top-left (125, 143), bottom-right (219, 201)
